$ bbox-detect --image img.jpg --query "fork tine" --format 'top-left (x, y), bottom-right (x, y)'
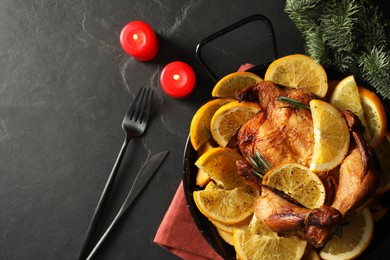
top-left (133, 86), bottom-right (148, 122)
top-left (133, 87), bottom-right (152, 123)
top-left (140, 88), bottom-right (153, 123)
top-left (127, 86), bottom-right (146, 120)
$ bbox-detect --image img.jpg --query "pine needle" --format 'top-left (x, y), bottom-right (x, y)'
top-left (320, 0), bottom-right (359, 52)
top-left (359, 47), bottom-right (390, 98)
top-left (285, 0), bottom-right (390, 100)
top-left (304, 27), bottom-right (332, 65)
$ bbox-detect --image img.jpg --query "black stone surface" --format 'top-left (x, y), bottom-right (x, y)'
top-left (1, 0), bottom-right (388, 259)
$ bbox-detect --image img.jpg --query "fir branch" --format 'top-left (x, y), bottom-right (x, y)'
top-left (320, 0), bottom-right (361, 71)
top-left (304, 27), bottom-right (332, 65)
top-left (332, 50), bottom-right (358, 73)
top-left (358, 47), bottom-right (390, 98)
top-left (285, 0), bottom-right (390, 99)
top-left (320, 0), bottom-right (360, 52)
top-left (355, 3), bottom-right (389, 50)
top-left (285, 0), bottom-right (324, 32)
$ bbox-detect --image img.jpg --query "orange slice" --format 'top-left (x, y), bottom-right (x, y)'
top-left (320, 207), bottom-right (374, 260)
top-left (262, 163), bottom-right (326, 209)
top-left (359, 86), bottom-right (387, 148)
top-left (309, 99), bottom-right (350, 172)
top-left (210, 101), bottom-right (261, 147)
top-left (233, 215), bottom-right (307, 260)
top-left (190, 98), bottom-right (234, 150)
top-left (212, 71), bottom-right (262, 98)
top-left (330, 75), bottom-right (371, 142)
top-left (193, 184), bottom-right (259, 225)
top-left (264, 54), bottom-right (328, 97)
top-left (195, 147), bottom-right (244, 189)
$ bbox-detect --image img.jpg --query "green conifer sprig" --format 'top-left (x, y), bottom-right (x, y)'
top-left (285, 0), bottom-right (390, 99)
top-left (359, 47), bottom-right (390, 97)
top-left (320, 0), bottom-right (358, 52)
top-left (356, 4), bottom-right (388, 49)
top-left (304, 27), bottom-right (332, 65)
top-left (285, 0), bottom-right (325, 32)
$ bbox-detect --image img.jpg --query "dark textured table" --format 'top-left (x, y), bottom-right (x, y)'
top-left (1, 0), bottom-right (388, 259)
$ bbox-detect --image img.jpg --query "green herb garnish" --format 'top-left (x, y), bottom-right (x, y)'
top-left (247, 151), bottom-right (271, 178)
top-left (277, 96), bottom-right (310, 110)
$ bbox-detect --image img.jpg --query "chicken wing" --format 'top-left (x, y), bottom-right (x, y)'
top-left (255, 185), bottom-right (342, 247)
top-left (330, 110), bottom-right (381, 217)
top-left (331, 145), bottom-right (381, 217)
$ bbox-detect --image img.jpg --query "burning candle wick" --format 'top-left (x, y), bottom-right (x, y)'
top-left (132, 34), bottom-right (138, 41)
top-left (173, 74), bottom-right (180, 80)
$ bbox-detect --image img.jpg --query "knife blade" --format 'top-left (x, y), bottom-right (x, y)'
top-left (121, 150), bottom-right (169, 211)
top-left (86, 151), bottom-right (169, 260)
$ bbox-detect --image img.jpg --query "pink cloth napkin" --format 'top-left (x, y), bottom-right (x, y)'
top-left (237, 63), bottom-right (255, 72)
top-left (154, 181), bottom-right (223, 260)
top-left (154, 64), bottom-right (254, 259)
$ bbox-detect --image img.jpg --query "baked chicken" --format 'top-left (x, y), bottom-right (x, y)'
top-left (235, 81), bottom-right (381, 248)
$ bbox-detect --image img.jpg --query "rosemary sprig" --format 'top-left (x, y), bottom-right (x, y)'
top-left (247, 151), bottom-right (271, 179)
top-left (277, 96), bottom-right (310, 110)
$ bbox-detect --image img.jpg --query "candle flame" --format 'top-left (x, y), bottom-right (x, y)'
top-left (173, 74), bottom-right (180, 80)
top-left (132, 33), bottom-right (142, 43)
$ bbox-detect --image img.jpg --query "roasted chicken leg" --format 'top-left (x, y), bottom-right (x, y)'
top-left (255, 185), bottom-right (342, 248)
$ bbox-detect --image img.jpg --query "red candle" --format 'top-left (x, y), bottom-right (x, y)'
top-left (120, 21), bottom-right (159, 62)
top-left (160, 61), bottom-right (196, 98)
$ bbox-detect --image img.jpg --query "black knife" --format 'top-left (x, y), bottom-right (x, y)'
top-left (86, 151), bottom-right (169, 259)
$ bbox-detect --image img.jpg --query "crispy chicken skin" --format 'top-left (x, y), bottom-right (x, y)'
top-left (255, 145), bottom-right (381, 247)
top-left (255, 186), bottom-right (342, 248)
top-left (255, 186), bottom-right (308, 233)
top-left (236, 81), bottom-right (317, 189)
top-left (236, 159), bottom-right (263, 190)
top-left (237, 81), bottom-right (316, 169)
top-left (332, 145), bottom-right (381, 217)
top-left (331, 110), bottom-right (381, 217)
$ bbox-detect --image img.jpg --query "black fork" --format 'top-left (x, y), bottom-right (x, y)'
top-left (78, 86), bottom-right (153, 260)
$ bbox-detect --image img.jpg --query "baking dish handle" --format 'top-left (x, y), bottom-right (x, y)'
top-left (195, 14), bottom-right (278, 83)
